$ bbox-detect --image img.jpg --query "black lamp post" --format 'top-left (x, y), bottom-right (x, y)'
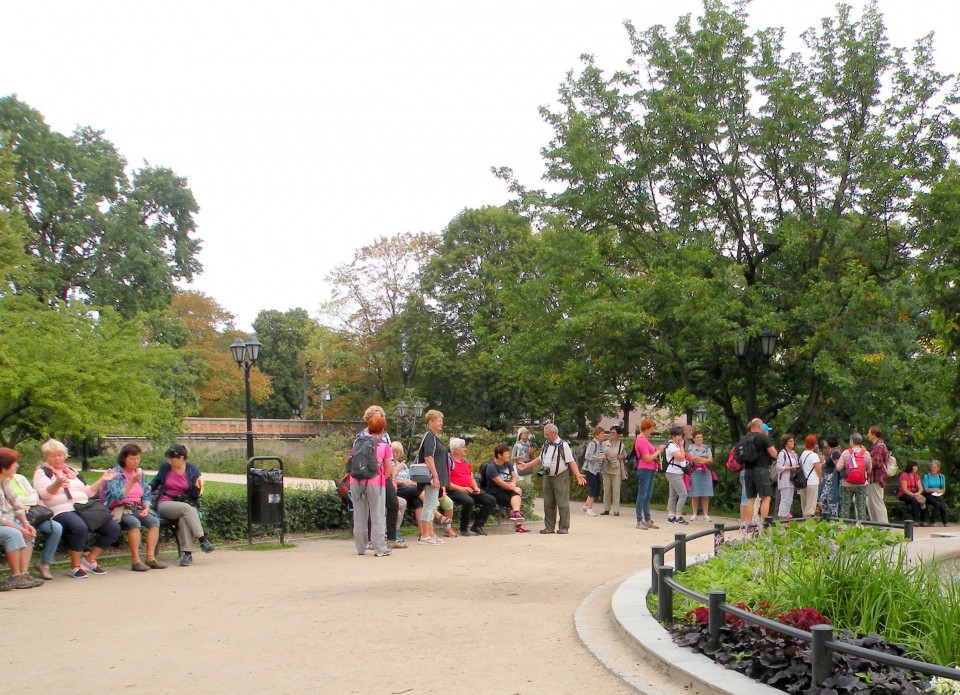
top-left (396, 399), bottom-right (424, 458)
top-left (695, 405), bottom-right (707, 425)
top-left (231, 336), bottom-right (262, 461)
top-left (734, 329), bottom-right (779, 421)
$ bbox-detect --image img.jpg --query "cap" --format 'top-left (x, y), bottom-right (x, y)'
top-left (762, 424), bottom-right (773, 432)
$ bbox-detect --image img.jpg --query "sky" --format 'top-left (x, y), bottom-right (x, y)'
top-left (4, 0), bottom-right (959, 331)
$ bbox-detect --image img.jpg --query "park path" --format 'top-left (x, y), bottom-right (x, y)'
top-left (6, 475), bottom-right (957, 695)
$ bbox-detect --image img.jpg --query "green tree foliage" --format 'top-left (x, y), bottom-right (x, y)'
top-left (252, 308), bottom-right (317, 419)
top-left (499, 0), bottom-right (957, 440)
top-left (0, 298), bottom-right (186, 446)
top-left (0, 95), bottom-right (201, 316)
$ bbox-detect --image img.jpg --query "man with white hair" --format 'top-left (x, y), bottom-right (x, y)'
top-left (525, 424), bottom-right (586, 534)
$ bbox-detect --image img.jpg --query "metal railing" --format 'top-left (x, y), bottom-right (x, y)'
top-left (650, 517), bottom-right (960, 686)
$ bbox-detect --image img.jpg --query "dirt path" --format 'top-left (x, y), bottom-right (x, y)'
top-left (5, 497), bottom-right (943, 695)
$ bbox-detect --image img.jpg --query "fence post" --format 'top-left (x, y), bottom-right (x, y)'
top-left (811, 624), bottom-right (834, 685)
top-left (714, 522), bottom-right (725, 556)
top-left (763, 515), bottom-right (775, 529)
top-left (903, 519), bottom-right (914, 542)
top-left (675, 533), bottom-right (687, 572)
top-left (658, 565), bottom-right (674, 624)
top-left (651, 545), bottom-right (665, 595)
top-left (706, 590), bottom-right (725, 654)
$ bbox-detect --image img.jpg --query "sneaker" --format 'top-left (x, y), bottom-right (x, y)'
top-left (581, 505), bottom-right (588, 512)
top-left (515, 524), bottom-right (530, 533)
top-left (667, 516), bottom-right (677, 524)
top-left (470, 525), bottom-right (487, 536)
top-left (35, 562), bottom-right (53, 580)
top-left (418, 537), bottom-right (441, 546)
top-left (557, 529), bottom-right (569, 534)
top-left (646, 519), bottom-right (659, 529)
top-left (374, 549), bottom-right (392, 557)
top-left (13, 573), bottom-right (43, 589)
top-left (146, 559), bottom-right (168, 569)
top-left (199, 538), bottom-right (216, 553)
top-left (0, 577), bottom-right (15, 591)
top-left (509, 511), bottom-right (525, 522)
top-left (636, 520), bottom-right (648, 530)
top-left (69, 566), bottom-right (88, 579)
top-left (80, 557), bottom-right (106, 575)
top-left (599, 510), bottom-right (610, 516)
top-left (585, 508), bottom-right (597, 517)
top-left (460, 529), bottom-right (472, 536)
top-left (539, 528), bottom-right (555, 534)
top-left (131, 562), bottom-right (150, 572)
top-left (675, 517), bottom-right (689, 525)
top-left (613, 512), bottom-right (620, 517)
top-left (179, 553), bottom-right (193, 566)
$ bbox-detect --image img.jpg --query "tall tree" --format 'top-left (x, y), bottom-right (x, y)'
top-left (500, 0), bottom-right (956, 440)
top-left (0, 96), bottom-right (201, 316)
top-left (168, 291), bottom-right (271, 417)
top-left (252, 308), bottom-right (317, 418)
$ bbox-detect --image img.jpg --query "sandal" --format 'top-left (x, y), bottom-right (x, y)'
top-left (443, 527), bottom-right (458, 538)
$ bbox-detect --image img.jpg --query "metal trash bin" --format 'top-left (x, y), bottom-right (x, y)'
top-left (247, 456), bottom-right (285, 544)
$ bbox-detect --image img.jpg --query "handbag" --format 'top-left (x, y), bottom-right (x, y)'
top-left (74, 500), bottom-right (113, 531)
top-left (408, 463), bottom-right (433, 485)
top-left (25, 505), bottom-right (54, 527)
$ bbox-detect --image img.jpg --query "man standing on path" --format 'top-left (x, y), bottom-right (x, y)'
top-left (738, 418), bottom-right (778, 524)
top-left (526, 424), bottom-right (586, 534)
top-left (866, 426), bottom-right (889, 523)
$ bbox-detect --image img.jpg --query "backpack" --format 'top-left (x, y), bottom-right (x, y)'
top-left (886, 454), bottom-right (898, 477)
top-left (625, 446), bottom-right (638, 471)
top-left (843, 447), bottom-right (867, 485)
top-left (348, 435), bottom-right (380, 479)
top-left (725, 448), bottom-right (742, 473)
top-left (790, 452), bottom-right (812, 490)
top-left (574, 442), bottom-right (587, 467)
top-left (733, 434), bottom-right (760, 468)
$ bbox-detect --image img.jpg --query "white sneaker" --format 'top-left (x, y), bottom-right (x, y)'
top-left (585, 508), bottom-right (597, 516)
top-left (580, 505), bottom-right (588, 512)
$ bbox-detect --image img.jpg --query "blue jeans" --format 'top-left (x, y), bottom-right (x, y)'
top-left (635, 469), bottom-right (656, 522)
top-left (37, 518), bottom-right (63, 564)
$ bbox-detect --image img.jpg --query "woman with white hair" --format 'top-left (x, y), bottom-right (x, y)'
top-left (33, 438), bottom-right (121, 578)
top-left (511, 427), bottom-right (533, 479)
top-left (446, 438), bottom-right (496, 536)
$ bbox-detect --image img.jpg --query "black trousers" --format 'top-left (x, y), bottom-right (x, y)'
top-left (447, 489), bottom-right (496, 532)
top-left (925, 493), bottom-right (948, 525)
top-left (899, 494), bottom-right (925, 523)
top-left (385, 481), bottom-right (399, 539)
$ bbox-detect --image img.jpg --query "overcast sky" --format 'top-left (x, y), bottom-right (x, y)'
top-left (4, 1), bottom-right (958, 330)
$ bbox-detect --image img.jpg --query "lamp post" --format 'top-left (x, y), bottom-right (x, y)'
top-left (695, 405), bottom-right (707, 425)
top-left (396, 399), bottom-right (425, 458)
top-left (231, 336), bottom-right (262, 461)
top-left (734, 329), bottom-right (779, 421)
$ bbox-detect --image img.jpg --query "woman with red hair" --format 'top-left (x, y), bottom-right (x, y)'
top-left (348, 413), bottom-right (393, 557)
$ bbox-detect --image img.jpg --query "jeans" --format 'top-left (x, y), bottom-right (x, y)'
top-left (665, 472), bottom-right (687, 517)
top-left (635, 469), bottom-right (656, 522)
top-left (37, 518), bottom-right (63, 564)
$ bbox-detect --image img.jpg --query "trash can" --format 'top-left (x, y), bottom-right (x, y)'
top-left (247, 456), bottom-right (285, 545)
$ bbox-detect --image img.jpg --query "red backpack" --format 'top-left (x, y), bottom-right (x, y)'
top-left (844, 447), bottom-right (867, 485)
top-left (726, 448), bottom-right (743, 473)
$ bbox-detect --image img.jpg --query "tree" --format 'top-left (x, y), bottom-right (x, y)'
top-left (252, 308), bottom-right (317, 418)
top-left (0, 298), bottom-right (189, 446)
top-left (500, 0), bottom-right (956, 440)
top-left (321, 232), bottom-right (436, 406)
top-left (0, 96), bottom-right (201, 316)
top-left (168, 291), bottom-right (271, 417)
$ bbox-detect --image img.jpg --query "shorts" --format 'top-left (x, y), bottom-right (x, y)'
top-left (119, 511), bottom-right (160, 531)
top-left (744, 465), bottom-right (773, 500)
top-left (490, 488), bottom-right (519, 508)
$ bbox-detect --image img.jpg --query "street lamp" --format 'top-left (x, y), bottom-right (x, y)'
top-left (231, 336), bottom-right (262, 461)
top-left (734, 329), bottom-right (779, 421)
top-left (396, 399), bottom-right (424, 457)
top-left (695, 405), bottom-right (707, 425)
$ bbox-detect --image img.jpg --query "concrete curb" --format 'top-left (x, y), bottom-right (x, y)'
top-left (608, 556), bottom-right (781, 695)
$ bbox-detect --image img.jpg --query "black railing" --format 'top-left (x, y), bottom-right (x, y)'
top-left (650, 517), bottom-right (960, 686)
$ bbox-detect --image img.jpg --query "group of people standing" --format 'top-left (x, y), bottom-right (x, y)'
top-left (0, 439), bottom-right (214, 590)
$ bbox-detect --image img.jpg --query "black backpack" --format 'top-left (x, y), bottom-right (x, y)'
top-left (625, 446), bottom-right (638, 470)
top-left (574, 442), bottom-right (588, 467)
top-left (733, 434), bottom-right (761, 467)
top-left (347, 435), bottom-right (380, 479)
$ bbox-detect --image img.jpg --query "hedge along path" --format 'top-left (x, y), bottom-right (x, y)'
top-left (10, 490), bottom-right (718, 695)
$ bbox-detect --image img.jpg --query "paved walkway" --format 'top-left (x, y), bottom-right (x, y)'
top-left (7, 479), bottom-right (956, 694)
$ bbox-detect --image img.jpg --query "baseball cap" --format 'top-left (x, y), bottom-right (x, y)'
top-left (762, 424), bottom-right (773, 432)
